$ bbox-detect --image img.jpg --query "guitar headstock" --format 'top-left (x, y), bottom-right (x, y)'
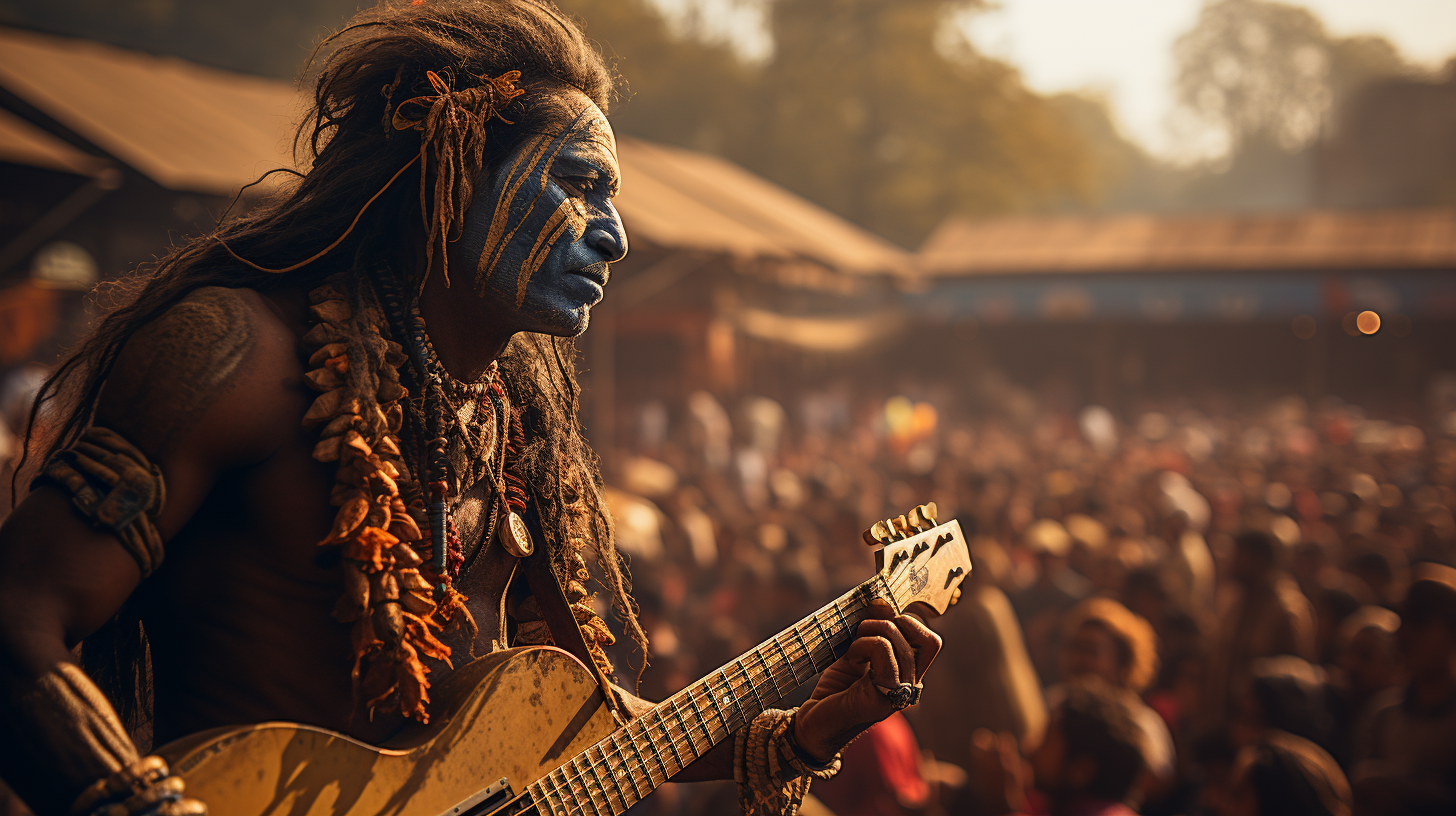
top-left (864, 504), bottom-right (972, 617)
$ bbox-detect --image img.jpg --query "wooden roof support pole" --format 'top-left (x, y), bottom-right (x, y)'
top-left (0, 166), bottom-right (121, 277)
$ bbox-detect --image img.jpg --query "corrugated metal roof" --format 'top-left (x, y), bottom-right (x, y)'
top-left (0, 107), bottom-right (106, 175)
top-left (0, 26), bottom-right (908, 277)
top-left (920, 211), bottom-right (1456, 276)
top-left (616, 138), bottom-right (908, 275)
top-left (0, 27), bottom-right (301, 195)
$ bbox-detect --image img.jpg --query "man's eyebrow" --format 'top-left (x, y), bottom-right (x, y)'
top-left (555, 151), bottom-right (621, 188)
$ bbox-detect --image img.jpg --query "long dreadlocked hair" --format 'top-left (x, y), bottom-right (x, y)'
top-left (16, 0), bottom-right (647, 733)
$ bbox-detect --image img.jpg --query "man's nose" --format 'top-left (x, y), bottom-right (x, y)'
top-left (585, 224), bottom-right (628, 263)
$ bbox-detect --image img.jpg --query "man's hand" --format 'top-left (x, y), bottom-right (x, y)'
top-left (792, 599), bottom-right (942, 761)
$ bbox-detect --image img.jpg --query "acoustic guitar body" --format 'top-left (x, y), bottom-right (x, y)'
top-left (157, 647), bottom-right (615, 816)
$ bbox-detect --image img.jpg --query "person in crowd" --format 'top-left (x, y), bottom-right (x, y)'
top-left (1057, 598), bottom-right (1175, 786)
top-left (1206, 531), bottom-right (1318, 723)
top-left (1216, 731), bottom-right (1352, 816)
top-left (1234, 656), bottom-right (1336, 756)
top-left (1330, 606), bottom-right (1403, 766)
top-left (1014, 519), bottom-right (1089, 684)
top-left (1314, 585), bottom-right (1366, 667)
top-left (969, 677), bottom-right (1149, 816)
top-left (1351, 563), bottom-right (1456, 815)
top-left (910, 534), bottom-right (1047, 787)
top-left (1154, 480), bottom-right (1215, 616)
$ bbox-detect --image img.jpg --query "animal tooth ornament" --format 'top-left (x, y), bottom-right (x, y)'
top-left (303, 277), bottom-right (474, 723)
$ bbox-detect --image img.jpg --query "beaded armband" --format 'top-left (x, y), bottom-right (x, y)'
top-left (69, 756), bottom-right (206, 816)
top-left (36, 427), bottom-right (167, 577)
top-left (734, 708), bottom-right (842, 816)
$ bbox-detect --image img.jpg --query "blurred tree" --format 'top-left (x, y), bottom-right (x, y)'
top-left (1176, 0), bottom-right (1415, 158)
top-left (736, 0), bottom-right (1104, 247)
top-left (1171, 0), bottom-right (1414, 210)
top-left (1315, 62), bottom-right (1456, 208)
top-left (1048, 92), bottom-right (1190, 215)
top-left (555, 0), bottom-right (755, 154)
top-left (0, 0), bottom-right (359, 79)
top-left (1174, 0), bottom-right (1336, 155)
top-left (0, 0), bottom-right (1124, 246)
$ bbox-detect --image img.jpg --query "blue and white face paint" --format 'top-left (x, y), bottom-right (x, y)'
top-left (452, 92), bottom-right (626, 337)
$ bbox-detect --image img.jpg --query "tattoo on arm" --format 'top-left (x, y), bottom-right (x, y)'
top-left (99, 287), bottom-right (258, 456)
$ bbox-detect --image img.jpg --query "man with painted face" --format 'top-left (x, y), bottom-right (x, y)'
top-left (0, 2), bottom-right (940, 815)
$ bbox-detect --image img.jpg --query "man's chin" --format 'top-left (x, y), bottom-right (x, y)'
top-left (530, 304), bottom-right (592, 339)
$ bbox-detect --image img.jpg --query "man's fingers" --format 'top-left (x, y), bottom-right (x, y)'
top-left (842, 632), bottom-right (901, 691)
top-left (857, 619), bottom-right (916, 684)
top-left (862, 597), bottom-right (896, 621)
top-left (890, 613), bottom-right (943, 679)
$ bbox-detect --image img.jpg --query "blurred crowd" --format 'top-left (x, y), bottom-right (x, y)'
top-left (598, 376), bottom-right (1456, 816)
top-left (4, 359), bottom-right (1456, 816)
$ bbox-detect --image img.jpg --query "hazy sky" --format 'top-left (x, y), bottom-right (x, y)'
top-left (652, 0), bottom-right (1456, 162)
top-left (960, 0), bottom-right (1456, 161)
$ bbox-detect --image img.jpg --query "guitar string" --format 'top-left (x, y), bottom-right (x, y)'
top-left (536, 562), bottom-right (946, 812)
top-left (570, 586), bottom-right (858, 788)
top-left (536, 559), bottom-right (950, 812)
top-left (535, 607), bottom-right (846, 812)
top-left (542, 572), bottom-right (934, 814)
top-left (540, 619), bottom-right (840, 812)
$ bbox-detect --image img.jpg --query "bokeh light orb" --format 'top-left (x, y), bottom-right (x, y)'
top-left (1357, 310), bottom-right (1381, 334)
top-left (1292, 315), bottom-right (1317, 339)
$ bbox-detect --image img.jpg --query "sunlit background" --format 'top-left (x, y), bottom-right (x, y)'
top-left (1, 1), bottom-right (1455, 814)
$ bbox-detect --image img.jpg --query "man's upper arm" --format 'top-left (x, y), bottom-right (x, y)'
top-left (91, 286), bottom-right (301, 539)
top-left (0, 286), bottom-right (301, 645)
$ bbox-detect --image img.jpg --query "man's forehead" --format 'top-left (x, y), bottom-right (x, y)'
top-left (561, 94), bottom-right (617, 162)
top-left (544, 90), bottom-right (611, 159)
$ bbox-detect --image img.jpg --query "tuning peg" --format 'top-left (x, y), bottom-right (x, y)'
top-left (891, 515), bottom-right (911, 539)
top-left (908, 503), bottom-right (938, 531)
top-left (949, 586), bottom-right (963, 607)
top-left (862, 520), bottom-right (895, 547)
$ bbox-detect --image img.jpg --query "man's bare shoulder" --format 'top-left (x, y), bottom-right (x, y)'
top-left (95, 285), bottom-right (307, 464)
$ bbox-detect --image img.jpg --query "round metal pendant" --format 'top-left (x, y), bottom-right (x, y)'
top-left (499, 510), bottom-right (534, 558)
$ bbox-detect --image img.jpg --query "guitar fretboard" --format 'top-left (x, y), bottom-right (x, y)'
top-left (527, 576), bottom-right (891, 816)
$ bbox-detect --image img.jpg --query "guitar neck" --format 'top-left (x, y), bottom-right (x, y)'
top-left (526, 576), bottom-right (892, 816)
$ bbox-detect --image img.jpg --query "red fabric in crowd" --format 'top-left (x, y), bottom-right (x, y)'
top-left (812, 712), bottom-right (930, 816)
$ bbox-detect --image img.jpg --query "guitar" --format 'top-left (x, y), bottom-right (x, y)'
top-left (158, 508), bottom-right (972, 816)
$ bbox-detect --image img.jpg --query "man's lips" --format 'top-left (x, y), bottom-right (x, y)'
top-left (569, 262), bottom-right (610, 287)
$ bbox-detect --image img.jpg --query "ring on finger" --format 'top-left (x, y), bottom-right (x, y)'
top-left (873, 681), bottom-right (923, 710)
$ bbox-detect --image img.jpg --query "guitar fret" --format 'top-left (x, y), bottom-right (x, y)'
top-left (755, 648), bottom-right (782, 698)
top-left (736, 659), bottom-right (766, 715)
top-left (793, 626), bottom-right (818, 673)
top-left (705, 674), bottom-right (737, 732)
top-left (561, 766), bottom-right (602, 816)
top-left (640, 722), bottom-right (673, 781)
top-left (668, 696), bottom-right (701, 756)
top-left (685, 687), bottom-right (716, 744)
top-left (585, 744), bottom-right (624, 813)
top-left (653, 712), bottom-right (686, 773)
top-left (775, 637), bottom-right (802, 686)
top-left (612, 735), bottom-right (648, 800)
top-left (534, 783), bottom-right (562, 816)
top-left (624, 730), bottom-right (660, 787)
top-left (831, 602), bottom-right (852, 653)
top-left (811, 612), bottom-right (834, 659)
top-left (583, 750), bottom-right (618, 814)
top-left (721, 670), bottom-right (749, 731)
top-left (580, 761), bottom-right (610, 816)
